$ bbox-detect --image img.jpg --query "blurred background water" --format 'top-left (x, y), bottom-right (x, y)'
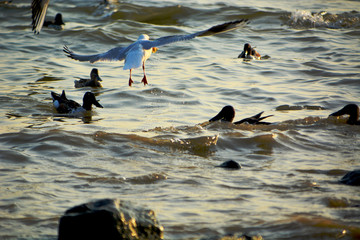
top-left (0, 0), bottom-right (360, 239)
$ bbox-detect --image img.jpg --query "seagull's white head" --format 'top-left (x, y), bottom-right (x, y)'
top-left (138, 34), bottom-right (150, 41)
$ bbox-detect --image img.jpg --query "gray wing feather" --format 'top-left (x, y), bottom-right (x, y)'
top-left (142, 19), bottom-right (249, 49)
top-left (32, 0), bottom-right (50, 34)
top-left (63, 45), bottom-right (128, 63)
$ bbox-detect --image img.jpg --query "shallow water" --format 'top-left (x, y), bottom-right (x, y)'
top-left (0, 0), bottom-right (360, 239)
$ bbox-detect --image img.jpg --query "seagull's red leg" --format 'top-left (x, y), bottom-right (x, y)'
top-left (128, 69), bottom-right (134, 86)
top-left (141, 62), bottom-right (148, 86)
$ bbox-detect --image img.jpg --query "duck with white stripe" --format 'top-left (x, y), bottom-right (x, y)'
top-left (51, 90), bottom-right (103, 114)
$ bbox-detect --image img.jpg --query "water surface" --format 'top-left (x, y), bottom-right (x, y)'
top-left (0, 0), bottom-right (360, 239)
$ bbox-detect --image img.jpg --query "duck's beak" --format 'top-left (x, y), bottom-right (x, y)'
top-left (329, 108), bottom-right (345, 117)
top-left (97, 76), bottom-right (103, 82)
top-left (209, 112), bottom-right (223, 122)
top-left (329, 111), bottom-right (341, 117)
top-left (94, 99), bottom-right (103, 108)
top-left (152, 47), bottom-right (158, 53)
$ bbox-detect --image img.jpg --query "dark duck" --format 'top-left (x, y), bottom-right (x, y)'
top-left (329, 104), bottom-right (360, 125)
top-left (74, 68), bottom-right (103, 88)
top-left (209, 105), bottom-right (273, 125)
top-left (238, 43), bottom-right (261, 60)
top-left (43, 13), bottom-right (65, 30)
top-left (51, 90), bottom-right (103, 114)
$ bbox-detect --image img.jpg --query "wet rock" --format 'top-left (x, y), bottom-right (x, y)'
top-left (58, 198), bottom-right (164, 240)
top-left (276, 105), bottom-right (303, 111)
top-left (340, 170), bottom-right (360, 186)
top-left (218, 235), bottom-right (263, 240)
top-left (276, 104), bottom-right (325, 111)
top-left (216, 160), bottom-right (241, 170)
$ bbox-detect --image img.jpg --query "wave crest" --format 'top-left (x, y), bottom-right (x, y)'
top-left (287, 10), bottom-right (360, 28)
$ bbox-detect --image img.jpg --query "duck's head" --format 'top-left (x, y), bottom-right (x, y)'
top-left (55, 13), bottom-right (65, 25)
top-left (90, 68), bottom-right (102, 82)
top-left (209, 105), bottom-right (235, 123)
top-left (243, 43), bottom-right (252, 55)
top-left (330, 104), bottom-right (359, 125)
top-left (138, 34), bottom-right (150, 41)
top-left (82, 92), bottom-right (103, 110)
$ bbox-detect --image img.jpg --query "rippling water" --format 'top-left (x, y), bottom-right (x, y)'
top-left (1, 0), bottom-right (360, 239)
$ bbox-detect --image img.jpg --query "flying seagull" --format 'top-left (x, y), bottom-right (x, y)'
top-left (31, 0), bottom-right (50, 34)
top-left (63, 19), bottom-right (249, 86)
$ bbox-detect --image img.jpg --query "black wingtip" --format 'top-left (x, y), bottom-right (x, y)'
top-left (198, 19), bottom-right (249, 37)
top-left (63, 45), bottom-right (72, 58)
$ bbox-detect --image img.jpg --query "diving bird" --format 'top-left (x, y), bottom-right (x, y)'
top-left (238, 43), bottom-right (261, 60)
top-left (63, 19), bottom-right (249, 86)
top-left (329, 104), bottom-right (360, 125)
top-left (31, 0), bottom-right (50, 34)
top-left (209, 105), bottom-right (273, 125)
top-left (74, 68), bottom-right (103, 88)
top-left (51, 90), bottom-right (103, 114)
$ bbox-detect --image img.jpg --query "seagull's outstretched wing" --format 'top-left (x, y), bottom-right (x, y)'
top-left (63, 45), bottom-right (128, 63)
top-left (142, 19), bottom-right (249, 50)
top-left (32, 0), bottom-right (50, 34)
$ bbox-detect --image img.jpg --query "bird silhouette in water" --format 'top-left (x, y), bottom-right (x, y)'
top-left (329, 104), bottom-right (360, 125)
top-left (209, 105), bottom-right (273, 125)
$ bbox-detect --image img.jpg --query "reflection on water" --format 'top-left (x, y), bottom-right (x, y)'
top-left (1, 0), bottom-right (360, 239)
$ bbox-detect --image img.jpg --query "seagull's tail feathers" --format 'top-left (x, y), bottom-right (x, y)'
top-left (197, 19), bottom-right (249, 37)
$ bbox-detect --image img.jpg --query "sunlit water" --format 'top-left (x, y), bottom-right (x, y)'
top-left (0, 0), bottom-right (360, 239)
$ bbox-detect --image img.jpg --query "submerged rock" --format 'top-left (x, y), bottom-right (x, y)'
top-left (340, 170), bottom-right (360, 186)
top-left (58, 198), bottom-right (164, 240)
top-left (216, 160), bottom-right (241, 170)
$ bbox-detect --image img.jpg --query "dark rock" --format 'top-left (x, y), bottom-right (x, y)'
top-left (216, 160), bottom-right (241, 170)
top-left (340, 170), bottom-right (360, 186)
top-left (58, 198), bottom-right (163, 240)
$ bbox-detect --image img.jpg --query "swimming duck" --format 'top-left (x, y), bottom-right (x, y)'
top-left (51, 90), bottom-right (103, 114)
top-left (329, 104), bottom-right (360, 125)
top-left (209, 105), bottom-right (273, 125)
top-left (74, 68), bottom-right (103, 88)
top-left (43, 13), bottom-right (65, 30)
top-left (238, 43), bottom-right (261, 60)
top-left (42, 13), bottom-right (65, 30)
top-left (63, 19), bottom-right (249, 86)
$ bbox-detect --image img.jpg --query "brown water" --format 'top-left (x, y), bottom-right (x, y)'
top-left (0, 0), bottom-right (360, 239)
